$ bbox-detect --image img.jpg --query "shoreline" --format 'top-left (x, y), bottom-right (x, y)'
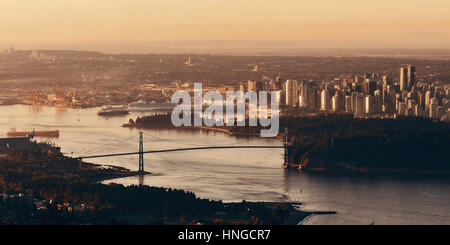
top-left (193, 125), bottom-right (282, 138)
top-left (101, 171), bottom-right (336, 225)
top-left (122, 123), bottom-right (283, 139)
top-left (91, 169), bottom-right (151, 183)
top-left (291, 167), bottom-right (450, 178)
top-left (0, 102), bottom-right (97, 109)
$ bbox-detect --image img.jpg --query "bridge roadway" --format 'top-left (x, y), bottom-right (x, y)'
top-left (75, 145), bottom-right (285, 160)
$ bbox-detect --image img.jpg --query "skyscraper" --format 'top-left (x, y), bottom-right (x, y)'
top-left (298, 81), bottom-right (309, 108)
top-left (355, 93), bottom-right (365, 116)
top-left (320, 89), bottom-right (329, 111)
top-left (345, 95), bottom-right (352, 113)
top-left (400, 65), bottom-right (416, 91)
top-left (407, 65), bottom-right (416, 89)
top-left (368, 79), bottom-right (377, 96)
top-left (430, 97), bottom-right (438, 118)
top-left (285, 80), bottom-right (298, 106)
top-left (333, 91), bottom-right (345, 112)
top-left (374, 89), bottom-right (382, 113)
top-left (425, 90), bottom-right (432, 111)
top-left (365, 95), bottom-right (374, 114)
top-left (400, 67), bottom-right (408, 91)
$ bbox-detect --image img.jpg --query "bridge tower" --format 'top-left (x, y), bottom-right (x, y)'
top-left (138, 131), bottom-right (144, 172)
top-left (283, 127), bottom-right (289, 167)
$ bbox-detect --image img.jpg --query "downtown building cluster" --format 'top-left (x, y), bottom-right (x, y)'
top-left (244, 65), bottom-right (450, 121)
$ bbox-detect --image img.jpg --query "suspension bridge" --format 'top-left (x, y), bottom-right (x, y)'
top-left (74, 129), bottom-right (290, 172)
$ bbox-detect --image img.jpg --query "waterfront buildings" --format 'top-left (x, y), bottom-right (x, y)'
top-left (285, 80), bottom-right (298, 107)
top-left (234, 63), bottom-right (447, 121)
top-left (262, 64), bottom-right (450, 121)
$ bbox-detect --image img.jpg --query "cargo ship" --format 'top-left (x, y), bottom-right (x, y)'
top-left (128, 100), bottom-right (177, 112)
top-left (7, 129), bottom-right (60, 138)
top-left (97, 105), bottom-right (130, 116)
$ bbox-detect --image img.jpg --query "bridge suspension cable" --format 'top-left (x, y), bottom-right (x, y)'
top-left (81, 132), bottom-right (140, 155)
top-left (142, 132), bottom-right (256, 147)
top-left (75, 145), bottom-right (284, 160)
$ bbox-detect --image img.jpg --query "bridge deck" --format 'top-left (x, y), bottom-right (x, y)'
top-left (76, 145), bottom-right (284, 160)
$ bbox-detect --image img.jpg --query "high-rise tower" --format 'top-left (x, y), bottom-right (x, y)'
top-left (400, 67), bottom-right (408, 91)
top-left (407, 65), bottom-right (416, 89)
top-left (400, 65), bottom-right (416, 91)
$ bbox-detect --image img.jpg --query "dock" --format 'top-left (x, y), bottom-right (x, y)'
top-left (7, 130), bottom-right (60, 138)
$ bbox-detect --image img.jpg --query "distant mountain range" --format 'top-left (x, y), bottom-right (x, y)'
top-left (4, 40), bottom-right (450, 59)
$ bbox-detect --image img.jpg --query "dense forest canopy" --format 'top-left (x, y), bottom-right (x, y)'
top-left (283, 115), bottom-right (450, 172)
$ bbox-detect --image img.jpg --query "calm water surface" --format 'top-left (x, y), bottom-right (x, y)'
top-left (1, 105), bottom-right (449, 225)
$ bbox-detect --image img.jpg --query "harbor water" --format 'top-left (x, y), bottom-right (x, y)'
top-left (0, 104), bottom-right (449, 225)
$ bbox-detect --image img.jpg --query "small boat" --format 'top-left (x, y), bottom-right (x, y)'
top-left (7, 129), bottom-right (59, 138)
top-left (97, 105), bottom-right (130, 116)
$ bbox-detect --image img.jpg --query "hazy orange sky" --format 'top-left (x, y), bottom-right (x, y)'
top-left (1, 0), bottom-right (450, 49)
